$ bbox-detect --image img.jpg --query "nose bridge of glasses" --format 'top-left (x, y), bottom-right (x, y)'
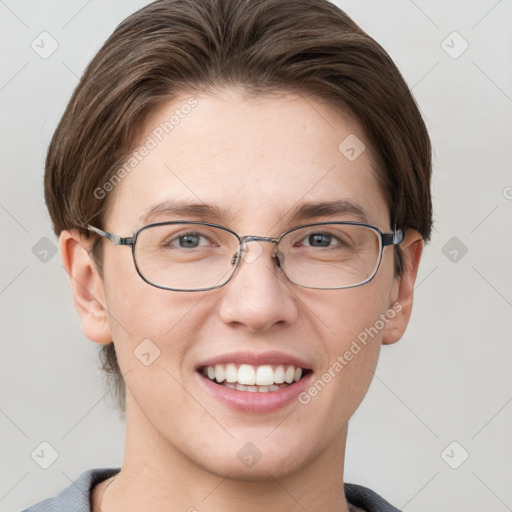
top-left (240, 235), bottom-right (279, 245)
top-left (232, 235), bottom-right (281, 266)
top-left (239, 235), bottom-right (279, 257)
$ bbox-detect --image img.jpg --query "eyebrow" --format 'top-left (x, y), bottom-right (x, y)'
top-left (137, 200), bottom-right (227, 225)
top-left (286, 199), bottom-right (369, 223)
top-left (137, 198), bottom-right (369, 227)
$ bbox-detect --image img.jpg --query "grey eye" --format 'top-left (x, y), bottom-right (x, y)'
top-left (307, 233), bottom-right (332, 247)
top-left (178, 234), bottom-right (201, 248)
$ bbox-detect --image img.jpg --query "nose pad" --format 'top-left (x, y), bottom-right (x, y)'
top-left (272, 251), bottom-right (282, 268)
top-left (218, 241), bottom-right (298, 330)
top-left (230, 241), bottom-right (282, 269)
top-left (243, 241), bottom-right (267, 264)
top-left (230, 251), bottom-right (240, 266)
top-left (232, 242), bottom-right (250, 266)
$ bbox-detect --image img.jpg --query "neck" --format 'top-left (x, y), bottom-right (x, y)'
top-left (98, 393), bottom-right (351, 512)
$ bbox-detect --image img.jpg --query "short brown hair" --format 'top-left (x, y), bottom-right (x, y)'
top-left (45, 0), bottom-right (433, 412)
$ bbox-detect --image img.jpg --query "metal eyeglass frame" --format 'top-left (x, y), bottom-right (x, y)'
top-left (87, 221), bottom-right (404, 292)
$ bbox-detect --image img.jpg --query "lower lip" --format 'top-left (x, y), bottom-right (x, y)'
top-left (197, 372), bottom-right (313, 413)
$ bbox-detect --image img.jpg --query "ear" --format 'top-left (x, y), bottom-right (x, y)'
top-left (59, 230), bottom-right (112, 345)
top-left (381, 229), bottom-right (423, 345)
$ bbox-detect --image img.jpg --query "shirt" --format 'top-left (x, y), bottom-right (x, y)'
top-left (21, 467), bottom-right (402, 512)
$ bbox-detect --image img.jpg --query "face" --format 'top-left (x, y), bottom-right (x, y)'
top-left (78, 88), bottom-right (406, 481)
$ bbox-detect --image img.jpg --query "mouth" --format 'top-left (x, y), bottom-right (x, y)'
top-left (198, 363), bottom-right (312, 393)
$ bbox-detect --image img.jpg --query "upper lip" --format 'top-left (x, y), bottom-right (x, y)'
top-left (196, 351), bottom-right (312, 370)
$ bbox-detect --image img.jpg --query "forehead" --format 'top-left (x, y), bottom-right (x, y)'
top-left (106, 88), bottom-right (389, 232)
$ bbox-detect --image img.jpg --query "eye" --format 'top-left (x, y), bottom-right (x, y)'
top-left (299, 231), bottom-right (349, 248)
top-left (166, 232), bottom-right (211, 249)
top-left (305, 233), bottom-right (334, 247)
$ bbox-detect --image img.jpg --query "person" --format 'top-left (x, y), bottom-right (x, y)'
top-left (23, 0), bottom-right (432, 510)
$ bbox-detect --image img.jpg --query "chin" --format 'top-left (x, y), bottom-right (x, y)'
top-left (192, 438), bottom-right (314, 483)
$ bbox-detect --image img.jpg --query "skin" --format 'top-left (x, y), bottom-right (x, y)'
top-left (61, 87), bottom-right (423, 512)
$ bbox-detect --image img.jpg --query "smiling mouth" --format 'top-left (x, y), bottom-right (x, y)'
top-left (199, 363), bottom-right (311, 393)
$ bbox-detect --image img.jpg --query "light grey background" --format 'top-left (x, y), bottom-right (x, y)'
top-left (1, 1), bottom-right (511, 511)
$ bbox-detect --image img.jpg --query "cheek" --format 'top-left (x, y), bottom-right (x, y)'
top-left (312, 267), bottom-right (394, 353)
top-left (101, 275), bottom-right (210, 417)
top-left (321, 285), bottom-right (385, 382)
top-left (303, 258), bottom-right (396, 411)
top-left (102, 252), bottom-right (143, 334)
top-left (100, 248), bottom-right (201, 371)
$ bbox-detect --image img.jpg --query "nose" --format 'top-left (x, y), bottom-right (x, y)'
top-left (218, 240), bottom-right (299, 332)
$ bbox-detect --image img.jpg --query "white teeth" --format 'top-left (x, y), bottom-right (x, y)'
top-left (225, 363), bottom-right (238, 383)
top-left (238, 364), bottom-right (256, 385)
top-left (215, 364), bottom-right (225, 383)
top-left (284, 366), bottom-right (295, 384)
top-left (256, 365), bottom-right (274, 386)
top-left (274, 365), bottom-right (285, 384)
top-left (202, 363), bottom-right (306, 391)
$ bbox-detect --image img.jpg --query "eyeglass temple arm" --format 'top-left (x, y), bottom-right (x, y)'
top-left (382, 229), bottom-right (404, 247)
top-left (87, 225), bottom-right (134, 246)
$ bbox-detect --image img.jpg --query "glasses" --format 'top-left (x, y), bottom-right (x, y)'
top-left (87, 221), bottom-right (403, 292)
